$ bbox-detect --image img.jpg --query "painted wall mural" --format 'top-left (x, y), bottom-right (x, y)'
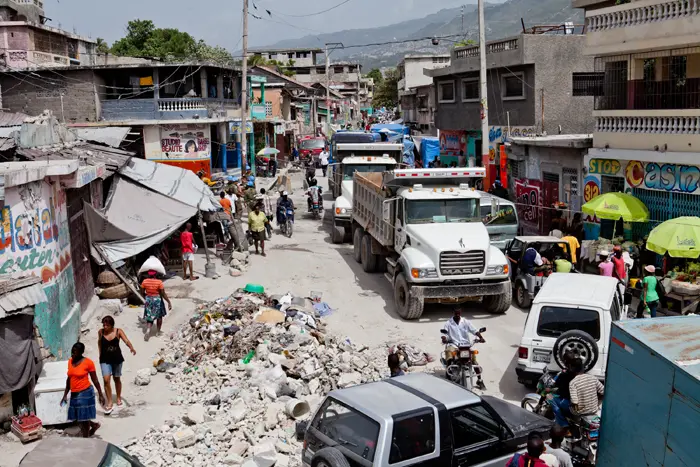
top-left (515, 178), bottom-right (541, 235)
top-left (1, 181), bottom-right (77, 358)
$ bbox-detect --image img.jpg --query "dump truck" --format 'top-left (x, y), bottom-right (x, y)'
top-left (351, 167), bottom-right (511, 319)
top-left (328, 142), bottom-right (403, 244)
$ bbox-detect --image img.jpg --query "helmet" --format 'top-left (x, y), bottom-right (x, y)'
top-left (247, 181), bottom-right (254, 187)
top-left (282, 191), bottom-right (289, 196)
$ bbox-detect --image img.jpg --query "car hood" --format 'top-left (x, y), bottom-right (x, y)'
top-left (482, 395), bottom-right (553, 437)
top-left (405, 222), bottom-right (490, 252)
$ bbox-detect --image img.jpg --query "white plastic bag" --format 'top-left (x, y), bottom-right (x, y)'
top-left (138, 256), bottom-right (166, 276)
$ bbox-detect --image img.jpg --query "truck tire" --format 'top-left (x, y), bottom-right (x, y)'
top-left (331, 223), bottom-right (344, 244)
top-left (514, 281), bottom-right (531, 309)
top-left (553, 330), bottom-right (599, 373)
top-left (394, 274), bottom-right (424, 320)
top-left (361, 233), bottom-right (378, 272)
top-left (483, 286), bottom-right (512, 314)
top-left (311, 447), bottom-right (351, 467)
top-left (353, 227), bottom-right (363, 263)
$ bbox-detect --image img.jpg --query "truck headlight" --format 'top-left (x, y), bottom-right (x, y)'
top-left (335, 208), bottom-right (352, 215)
top-left (487, 264), bottom-right (508, 275)
top-left (411, 268), bottom-right (438, 279)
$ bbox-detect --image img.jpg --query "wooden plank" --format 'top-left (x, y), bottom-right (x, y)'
top-left (93, 245), bottom-right (145, 304)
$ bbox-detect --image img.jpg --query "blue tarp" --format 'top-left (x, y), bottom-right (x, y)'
top-left (403, 138), bottom-right (415, 167)
top-left (370, 123), bottom-right (410, 135)
top-left (420, 137), bottom-right (440, 166)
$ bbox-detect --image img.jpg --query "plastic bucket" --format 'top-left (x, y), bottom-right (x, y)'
top-left (285, 399), bottom-right (310, 419)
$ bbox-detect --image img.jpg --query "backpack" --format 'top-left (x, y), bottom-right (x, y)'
top-left (507, 453), bottom-right (549, 467)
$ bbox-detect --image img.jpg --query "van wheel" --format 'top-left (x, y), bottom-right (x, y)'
top-left (331, 224), bottom-right (344, 244)
top-left (394, 274), bottom-right (424, 320)
top-left (311, 447), bottom-right (351, 467)
top-left (553, 330), bottom-right (599, 372)
top-left (483, 286), bottom-right (512, 314)
top-left (361, 233), bottom-right (378, 272)
top-left (352, 227), bottom-right (363, 263)
top-left (515, 282), bottom-right (531, 308)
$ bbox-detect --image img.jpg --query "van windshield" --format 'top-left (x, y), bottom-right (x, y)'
top-left (481, 205), bottom-right (517, 225)
top-left (536, 306), bottom-right (601, 340)
top-left (300, 139), bottom-right (325, 150)
top-left (406, 199), bottom-right (480, 224)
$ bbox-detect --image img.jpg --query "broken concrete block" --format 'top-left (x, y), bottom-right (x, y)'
top-left (252, 442), bottom-right (277, 467)
top-left (134, 368), bottom-right (152, 386)
top-left (228, 440), bottom-right (250, 457)
top-left (230, 400), bottom-right (248, 423)
top-left (145, 455), bottom-right (163, 467)
top-left (229, 268), bottom-right (242, 277)
top-left (184, 404), bottom-right (206, 425)
top-left (219, 386), bottom-right (239, 403)
top-left (308, 378), bottom-right (320, 394)
top-left (265, 403), bottom-right (285, 430)
top-left (275, 453), bottom-right (290, 467)
top-left (337, 372), bottom-right (362, 388)
top-left (223, 453), bottom-right (244, 465)
top-left (172, 428), bottom-right (196, 448)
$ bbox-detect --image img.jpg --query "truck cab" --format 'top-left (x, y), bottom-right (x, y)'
top-left (329, 143), bottom-right (402, 244)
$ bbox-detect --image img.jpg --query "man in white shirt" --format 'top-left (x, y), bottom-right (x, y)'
top-left (320, 147), bottom-right (330, 177)
top-left (225, 187), bottom-right (237, 217)
top-left (441, 306), bottom-right (486, 389)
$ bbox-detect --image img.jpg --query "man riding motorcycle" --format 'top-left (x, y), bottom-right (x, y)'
top-left (306, 178), bottom-right (323, 211)
top-left (277, 191), bottom-right (295, 225)
top-left (441, 307), bottom-right (486, 390)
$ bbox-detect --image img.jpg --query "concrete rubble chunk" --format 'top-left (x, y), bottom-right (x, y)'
top-left (219, 386), bottom-right (240, 403)
top-left (275, 453), bottom-right (290, 467)
top-left (134, 368), bottom-right (152, 386)
top-left (337, 372), bottom-right (362, 388)
top-left (252, 442), bottom-right (277, 467)
top-left (172, 428), bottom-right (196, 448)
top-left (228, 440), bottom-right (250, 457)
top-left (230, 399), bottom-right (248, 423)
top-left (184, 404), bottom-right (206, 425)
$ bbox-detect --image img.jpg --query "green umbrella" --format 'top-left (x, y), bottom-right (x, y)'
top-left (581, 192), bottom-right (649, 222)
top-left (647, 217), bottom-right (700, 258)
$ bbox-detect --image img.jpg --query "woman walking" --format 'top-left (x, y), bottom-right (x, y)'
top-left (141, 270), bottom-right (173, 341)
top-left (641, 264), bottom-right (660, 318)
top-left (60, 342), bottom-right (106, 437)
top-left (98, 316), bottom-right (136, 414)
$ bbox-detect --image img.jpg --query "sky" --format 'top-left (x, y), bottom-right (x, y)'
top-left (44, 0), bottom-right (472, 50)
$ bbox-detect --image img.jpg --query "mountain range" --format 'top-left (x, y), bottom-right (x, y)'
top-left (261, 0), bottom-right (584, 70)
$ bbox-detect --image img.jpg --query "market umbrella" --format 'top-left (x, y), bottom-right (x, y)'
top-left (582, 192), bottom-right (649, 222)
top-left (257, 147), bottom-right (280, 156)
top-left (647, 217), bottom-right (700, 258)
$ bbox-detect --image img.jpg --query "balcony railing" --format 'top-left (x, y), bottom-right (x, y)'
top-left (454, 38), bottom-right (519, 59)
top-left (101, 98), bottom-right (239, 121)
top-left (595, 78), bottom-right (700, 111)
top-left (587, 0), bottom-right (700, 33)
top-left (595, 115), bottom-right (700, 134)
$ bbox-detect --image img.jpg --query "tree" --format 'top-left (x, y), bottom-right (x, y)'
top-left (453, 39), bottom-right (475, 48)
top-left (95, 38), bottom-right (110, 54)
top-left (189, 40), bottom-right (235, 66)
top-left (372, 68), bottom-right (399, 109)
top-left (111, 19), bottom-right (197, 60)
top-left (366, 68), bottom-right (383, 84)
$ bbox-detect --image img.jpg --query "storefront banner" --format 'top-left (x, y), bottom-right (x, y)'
top-left (515, 178), bottom-right (541, 234)
top-left (160, 124), bottom-right (211, 160)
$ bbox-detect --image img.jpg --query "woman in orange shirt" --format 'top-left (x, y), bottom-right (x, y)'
top-left (141, 270), bottom-right (173, 341)
top-left (60, 342), bottom-right (106, 437)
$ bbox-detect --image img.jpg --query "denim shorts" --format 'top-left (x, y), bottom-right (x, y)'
top-left (100, 362), bottom-right (123, 377)
top-left (183, 252), bottom-right (194, 261)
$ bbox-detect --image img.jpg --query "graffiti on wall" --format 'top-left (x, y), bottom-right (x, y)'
top-left (515, 179), bottom-right (541, 233)
top-left (489, 126), bottom-right (536, 163)
top-left (588, 159), bottom-right (621, 176)
top-left (583, 175), bottom-right (601, 202)
top-left (1, 181), bottom-right (76, 358)
top-left (625, 160), bottom-right (700, 193)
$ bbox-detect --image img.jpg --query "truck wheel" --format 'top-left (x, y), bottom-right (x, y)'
top-left (515, 282), bottom-right (531, 309)
top-left (553, 330), bottom-right (599, 373)
top-left (361, 233), bottom-right (378, 272)
top-left (483, 286), bottom-right (512, 314)
top-left (331, 224), bottom-right (344, 244)
top-left (394, 274), bottom-right (424, 320)
top-left (352, 227), bottom-right (363, 263)
top-left (311, 447), bottom-right (351, 467)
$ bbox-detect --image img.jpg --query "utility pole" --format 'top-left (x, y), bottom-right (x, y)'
top-left (356, 63), bottom-right (361, 125)
top-left (478, 0), bottom-right (489, 189)
top-left (324, 42), bottom-right (344, 137)
top-left (461, 5), bottom-right (465, 38)
top-left (240, 0), bottom-right (249, 174)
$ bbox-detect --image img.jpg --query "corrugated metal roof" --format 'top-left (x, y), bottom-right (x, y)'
top-left (0, 137), bottom-right (16, 151)
top-left (71, 127), bottom-right (131, 148)
top-left (0, 112), bottom-right (28, 127)
top-left (15, 142), bottom-right (133, 175)
top-left (0, 126), bottom-right (20, 138)
top-left (0, 276), bottom-right (47, 319)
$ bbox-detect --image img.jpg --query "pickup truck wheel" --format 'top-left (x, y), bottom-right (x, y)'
top-left (331, 224), bottom-right (344, 244)
top-left (311, 447), bottom-right (351, 467)
top-left (514, 282), bottom-right (531, 308)
top-left (483, 286), bottom-right (512, 314)
top-left (553, 330), bottom-right (599, 372)
top-left (361, 233), bottom-right (378, 272)
top-left (394, 274), bottom-right (424, 320)
top-left (352, 227), bottom-right (363, 263)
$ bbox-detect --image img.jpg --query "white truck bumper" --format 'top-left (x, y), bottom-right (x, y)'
top-left (409, 280), bottom-right (510, 299)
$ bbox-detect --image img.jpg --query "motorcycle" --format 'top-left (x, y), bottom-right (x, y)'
top-left (440, 327), bottom-right (486, 391)
top-left (307, 188), bottom-right (322, 220)
top-left (521, 368), bottom-right (600, 466)
top-left (278, 205), bottom-right (295, 238)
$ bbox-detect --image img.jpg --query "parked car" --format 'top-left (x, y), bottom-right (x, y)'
top-left (302, 373), bottom-right (552, 466)
top-left (505, 236), bottom-right (572, 308)
top-left (19, 437), bottom-right (145, 467)
top-left (515, 273), bottom-right (630, 387)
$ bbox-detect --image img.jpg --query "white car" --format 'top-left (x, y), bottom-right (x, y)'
top-left (515, 273), bottom-right (629, 387)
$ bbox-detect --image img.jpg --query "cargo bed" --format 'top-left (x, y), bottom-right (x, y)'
top-left (352, 172), bottom-right (394, 247)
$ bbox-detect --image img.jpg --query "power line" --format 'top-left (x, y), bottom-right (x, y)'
top-left (256, 0), bottom-right (351, 18)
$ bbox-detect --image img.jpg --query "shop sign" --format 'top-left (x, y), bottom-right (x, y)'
top-left (439, 130), bottom-right (466, 154)
top-left (583, 175), bottom-right (601, 202)
top-left (625, 160), bottom-right (700, 194)
top-left (588, 159), bottom-right (620, 175)
top-left (251, 104), bottom-right (266, 120)
top-left (229, 121), bottom-right (253, 134)
top-left (159, 124), bottom-right (211, 160)
top-left (515, 179), bottom-right (541, 232)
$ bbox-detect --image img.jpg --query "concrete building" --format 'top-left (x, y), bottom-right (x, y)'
top-left (425, 32), bottom-right (594, 189)
top-left (0, 0), bottom-right (97, 69)
top-left (398, 54), bottom-right (450, 131)
top-left (574, 0), bottom-right (700, 239)
top-left (0, 62), bottom-right (242, 175)
top-left (248, 47), bottom-right (323, 68)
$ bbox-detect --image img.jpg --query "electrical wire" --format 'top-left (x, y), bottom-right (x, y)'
top-left (255, 0), bottom-right (351, 18)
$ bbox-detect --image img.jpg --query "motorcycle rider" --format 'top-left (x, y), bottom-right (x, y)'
top-left (305, 161), bottom-right (316, 188)
top-left (569, 356), bottom-right (604, 418)
top-left (549, 350), bottom-right (579, 428)
top-left (306, 178), bottom-right (323, 212)
top-left (276, 191), bottom-right (295, 225)
top-left (441, 306), bottom-right (486, 390)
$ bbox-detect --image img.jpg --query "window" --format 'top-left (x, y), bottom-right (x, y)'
top-left (537, 306), bottom-right (601, 340)
top-left (502, 72), bottom-right (525, 99)
top-left (312, 398), bottom-right (380, 462)
top-left (342, 164), bottom-right (395, 180)
top-left (601, 175), bottom-right (624, 193)
top-left (265, 101), bottom-right (272, 117)
top-left (610, 297), bottom-right (621, 322)
top-left (288, 53), bottom-right (294, 59)
top-left (268, 54), bottom-right (274, 60)
top-left (510, 160), bottom-right (526, 180)
top-left (450, 404), bottom-right (501, 449)
top-left (334, 66), bottom-right (344, 74)
top-left (563, 167), bottom-right (579, 206)
top-left (572, 72), bottom-right (604, 97)
top-left (389, 410), bottom-right (436, 464)
top-left (406, 199), bottom-right (479, 224)
top-left (462, 78), bottom-right (479, 102)
top-left (397, 199), bottom-right (404, 224)
top-left (438, 81), bottom-right (455, 103)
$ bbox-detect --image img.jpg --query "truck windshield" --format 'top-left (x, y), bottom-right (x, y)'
top-left (300, 139), bottom-right (325, 150)
top-left (406, 199), bottom-right (479, 224)
top-left (481, 205), bottom-right (517, 225)
top-left (343, 164), bottom-right (395, 180)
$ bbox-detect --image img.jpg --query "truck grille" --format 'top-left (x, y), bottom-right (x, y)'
top-left (440, 251), bottom-right (485, 276)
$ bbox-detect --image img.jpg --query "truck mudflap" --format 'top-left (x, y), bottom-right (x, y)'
top-left (410, 280), bottom-right (510, 299)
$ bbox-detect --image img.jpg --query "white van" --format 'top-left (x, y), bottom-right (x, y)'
top-left (515, 273), bottom-right (628, 387)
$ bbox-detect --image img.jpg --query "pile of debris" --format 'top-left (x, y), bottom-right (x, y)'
top-left (228, 251), bottom-right (252, 277)
top-left (126, 288), bottom-right (387, 467)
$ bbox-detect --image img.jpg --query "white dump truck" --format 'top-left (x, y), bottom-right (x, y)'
top-left (328, 142), bottom-right (403, 244)
top-left (352, 167), bottom-right (512, 319)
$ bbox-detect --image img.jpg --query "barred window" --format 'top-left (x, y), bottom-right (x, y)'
top-left (572, 72), bottom-right (604, 96)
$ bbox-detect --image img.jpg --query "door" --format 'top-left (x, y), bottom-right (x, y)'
top-left (541, 172), bottom-right (560, 235)
top-left (67, 186), bottom-right (95, 312)
top-left (394, 199), bottom-right (407, 252)
top-left (450, 404), bottom-right (511, 466)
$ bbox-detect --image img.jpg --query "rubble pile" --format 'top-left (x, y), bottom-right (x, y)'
top-left (126, 288), bottom-right (387, 467)
top-left (228, 251), bottom-right (251, 277)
